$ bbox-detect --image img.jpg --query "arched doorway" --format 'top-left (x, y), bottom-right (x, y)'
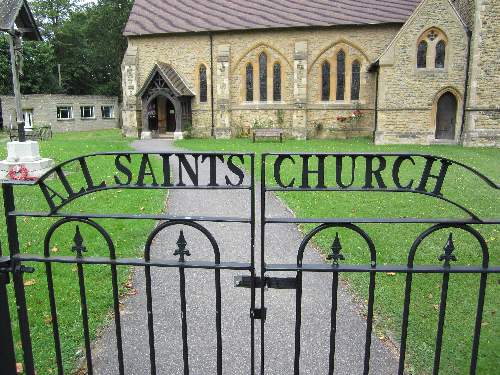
top-left (151, 96), bottom-right (177, 134)
top-left (435, 92), bottom-right (457, 140)
top-left (137, 63), bottom-right (194, 139)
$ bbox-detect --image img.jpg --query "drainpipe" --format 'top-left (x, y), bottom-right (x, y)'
top-left (459, 28), bottom-right (472, 143)
top-left (368, 61), bottom-right (380, 141)
top-left (209, 33), bottom-right (215, 137)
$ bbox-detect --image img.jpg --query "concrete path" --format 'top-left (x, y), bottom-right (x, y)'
top-left (92, 139), bottom-right (398, 374)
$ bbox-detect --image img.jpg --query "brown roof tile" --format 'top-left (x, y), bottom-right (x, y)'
top-left (124, 0), bottom-right (422, 36)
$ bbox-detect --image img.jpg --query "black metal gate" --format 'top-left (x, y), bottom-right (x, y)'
top-left (0, 151), bottom-right (498, 375)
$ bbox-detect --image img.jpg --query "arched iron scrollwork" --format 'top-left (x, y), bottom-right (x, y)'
top-left (294, 223), bottom-right (376, 375)
top-left (398, 224), bottom-right (489, 375)
top-left (43, 218), bottom-right (123, 375)
top-left (143, 220), bottom-right (222, 375)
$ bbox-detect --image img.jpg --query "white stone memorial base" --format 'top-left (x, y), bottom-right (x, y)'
top-left (0, 141), bottom-right (54, 179)
top-left (141, 131), bottom-right (152, 140)
top-left (173, 131), bottom-right (185, 140)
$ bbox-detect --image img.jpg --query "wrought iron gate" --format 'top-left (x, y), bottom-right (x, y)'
top-left (0, 151), bottom-right (498, 375)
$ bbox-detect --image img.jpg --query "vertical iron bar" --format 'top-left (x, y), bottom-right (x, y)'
top-left (145, 265), bottom-right (156, 374)
top-left (469, 272), bottom-right (488, 374)
top-left (110, 263), bottom-right (125, 375)
top-left (3, 184), bottom-right (35, 375)
top-left (76, 263), bottom-right (93, 375)
top-left (398, 272), bottom-right (413, 375)
top-left (0, 267), bottom-right (17, 375)
top-left (259, 154), bottom-right (266, 375)
top-left (363, 271), bottom-right (376, 375)
top-left (293, 271), bottom-right (303, 375)
top-left (179, 267), bottom-right (190, 375)
top-left (45, 263), bottom-right (63, 375)
top-left (327, 271), bottom-right (339, 375)
top-left (432, 272), bottom-right (450, 375)
top-left (250, 154), bottom-right (256, 375)
top-left (215, 267), bottom-right (222, 375)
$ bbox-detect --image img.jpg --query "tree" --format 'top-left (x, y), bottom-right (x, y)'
top-left (29, 0), bottom-right (81, 39)
top-left (0, 35), bottom-right (60, 95)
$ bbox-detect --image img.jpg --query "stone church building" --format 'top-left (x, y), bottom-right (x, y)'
top-left (121, 0), bottom-right (499, 146)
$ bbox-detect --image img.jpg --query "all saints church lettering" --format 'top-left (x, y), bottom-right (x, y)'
top-left (38, 153), bottom-right (452, 212)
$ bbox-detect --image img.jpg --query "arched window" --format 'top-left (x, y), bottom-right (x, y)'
top-left (435, 40), bottom-right (446, 68)
top-left (417, 40), bottom-right (428, 68)
top-left (321, 61), bottom-right (330, 101)
top-left (336, 50), bottom-right (345, 100)
top-left (351, 60), bottom-right (361, 101)
top-left (273, 62), bottom-right (281, 101)
top-left (199, 65), bottom-right (207, 103)
top-left (246, 63), bottom-right (253, 102)
top-left (259, 52), bottom-right (267, 101)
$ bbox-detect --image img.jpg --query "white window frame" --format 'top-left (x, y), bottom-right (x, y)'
top-left (57, 106), bottom-right (73, 120)
top-left (80, 106), bottom-right (95, 119)
top-left (101, 105), bottom-right (115, 119)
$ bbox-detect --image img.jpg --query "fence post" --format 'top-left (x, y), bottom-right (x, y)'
top-left (0, 257), bottom-right (17, 375)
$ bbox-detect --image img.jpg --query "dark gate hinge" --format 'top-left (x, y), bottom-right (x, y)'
top-left (250, 308), bottom-right (267, 321)
top-left (234, 275), bottom-right (297, 289)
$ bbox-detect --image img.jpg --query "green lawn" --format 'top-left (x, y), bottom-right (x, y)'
top-left (176, 137), bottom-right (499, 375)
top-left (1, 130), bottom-right (167, 374)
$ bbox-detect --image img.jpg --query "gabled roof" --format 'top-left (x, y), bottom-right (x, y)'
top-left (124, 0), bottom-right (421, 36)
top-left (370, 0), bottom-right (468, 69)
top-left (0, 0), bottom-right (41, 41)
top-left (137, 62), bottom-right (195, 97)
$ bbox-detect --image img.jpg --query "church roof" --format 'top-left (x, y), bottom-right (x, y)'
top-left (124, 0), bottom-right (422, 36)
top-left (137, 62), bottom-right (195, 97)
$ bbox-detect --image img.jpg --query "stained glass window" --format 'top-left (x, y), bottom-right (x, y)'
top-left (321, 61), bottom-right (330, 101)
top-left (199, 64), bottom-right (207, 102)
top-left (336, 50), bottom-right (345, 101)
top-left (273, 62), bottom-right (281, 101)
top-left (435, 40), bottom-right (446, 68)
top-left (351, 60), bottom-right (361, 101)
top-left (259, 52), bottom-right (267, 101)
top-left (417, 40), bottom-right (427, 68)
top-left (246, 63), bottom-right (253, 101)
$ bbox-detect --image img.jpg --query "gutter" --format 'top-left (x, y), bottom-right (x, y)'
top-left (209, 33), bottom-right (215, 137)
top-left (459, 28), bottom-right (472, 143)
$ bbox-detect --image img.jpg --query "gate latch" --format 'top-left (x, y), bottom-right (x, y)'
top-left (0, 257), bottom-right (35, 283)
top-left (234, 275), bottom-right (297, 290)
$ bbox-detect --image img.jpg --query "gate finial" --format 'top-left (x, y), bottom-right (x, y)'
top-left (174, 230), bottom-right (191, 262)
top-left (327, 232), bottom-right (345, 265)
top-left (72, 226), bottom-right (87, 258)
top-left (438, 233), bottom-right (457, 265)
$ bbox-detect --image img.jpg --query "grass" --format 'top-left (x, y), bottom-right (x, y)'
top-left (176, 137), bottom-right (499, 375)
top-left (1, 130), bottom-right (167, 374)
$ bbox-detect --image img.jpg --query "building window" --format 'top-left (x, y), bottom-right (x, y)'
top-left (351, 60), bottom-right (361, 101)
top-left (101, 106), bottom-right (114, 119)
top-left (57, 106), bottom-right (73, 119)
top-left (80, 106), bottom-right (95, 119)
top-left (417, 40), bottom-right (428, 68)
top-left (246, 63), bottom-right (253, 102)
top-left (259, 52), bottom-right (267, 101)
top-left (321, 61), bottom-right (330, 101)
top-left (199, 64), bottom-right (208, 102)
top-left (336, 50), bottom-right (345, 101)
top-left (435, 40), bottom-right (446, 68)
top-left (273, 62), bottom-right (281, 101)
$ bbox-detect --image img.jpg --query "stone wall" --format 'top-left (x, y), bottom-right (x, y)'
top-left (0, 94), bottom-right (119, 132)
top-left (123, 24), bottom-right (400, 140)
top-left (462, 0), bottom-right (500, 146)
top-left (376, 0), bottom-right (469, 145)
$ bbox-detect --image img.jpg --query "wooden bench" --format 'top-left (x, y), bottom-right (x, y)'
top-left (252, 128), bottom-right (283, 143)
top-left (9, 125), bottom-right (53, 141)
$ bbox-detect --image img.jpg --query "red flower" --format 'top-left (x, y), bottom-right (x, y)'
top-left (7, 165), bottom-right (38, 181)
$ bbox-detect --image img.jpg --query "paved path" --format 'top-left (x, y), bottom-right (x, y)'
top-left (92, 139), bottom-right (398, 374)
